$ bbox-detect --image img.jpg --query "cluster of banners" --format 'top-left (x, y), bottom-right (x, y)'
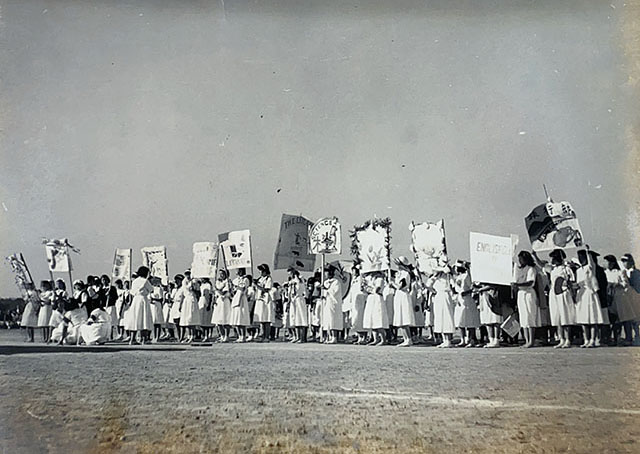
top-left (9, 201), bottom-right (586, 301)
top-left (525, 201), bottom-right (584, 252)
top-left (409, 220), bottom-right (448, 275)
top-left (141, 246), bottom-right (169, 285)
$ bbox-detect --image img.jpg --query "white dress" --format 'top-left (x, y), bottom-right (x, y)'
top-left (20, 290), bottom-right (39, 328)
top-left (79, 308), bottom-right (111, 345)
top-left (478, 288), bottom-right (503, 325)
top-left (362, 277), bottom-right (389, 330)
top-left (349, 277), bottom-right (367, 332)
top-left (125, 277), bottom-right (154, 331)
top-left (428, 274), bottom-right (456, 334)
top-left (515, 266), bottom-right (541, 328)
top-left (412, 281), bottom-right (427, 328)
top-left (150, 285), bottom-right (165, 326)
top-left (322, 278), bottom-right (344, 331)
top-left (393, 271), bottom-right (415, 328)
top-left (230, 277), bottom-right (251, 326)
top-left (253, 276), bottom-right (273, 323)
top-left (169, 287), bottom-right (183, 322)
top-left (575, 265), bottom-right (606, 325)
top-left (49, 311), bottom-right (66, 342)
top-left (179, 280), bottom-right (202, 327)
top-left (37, 290), bottom-right (54, 328)
top-left (211, 279), bottom-right (232, 325)
top-left (199, 282), bottom-right (213, 328)
top-left (453, 272), bottom-right (480, 328)
top-left (548, 265), bottom-right (576, 327)
top-left (289, 277), bottom-right (308, 327)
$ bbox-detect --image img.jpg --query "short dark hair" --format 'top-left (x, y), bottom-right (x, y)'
top-left (518, 251), bottom-right (535, 267)
top-left (136, 266), bottom-right (150, 278)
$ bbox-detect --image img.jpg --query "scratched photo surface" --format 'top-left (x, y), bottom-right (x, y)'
top-left (1, 0), bottom-right (639, 453)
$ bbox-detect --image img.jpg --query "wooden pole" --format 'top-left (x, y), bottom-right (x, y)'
top-left (111, 249), bottom-right (117, 283)
top-left (21, 253), bottom-right (35, 286)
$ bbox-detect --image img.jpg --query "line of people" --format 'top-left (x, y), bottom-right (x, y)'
top-left (18, 248), bottom-right (640, 349)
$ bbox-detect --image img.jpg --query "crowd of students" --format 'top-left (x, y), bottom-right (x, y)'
top-left (16, 247), bottom-right (640, 349)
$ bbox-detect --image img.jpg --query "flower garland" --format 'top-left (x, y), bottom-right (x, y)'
top-left (350, 217), bottom-right (392, 271)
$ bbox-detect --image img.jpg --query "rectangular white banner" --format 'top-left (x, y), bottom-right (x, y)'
top-left (469, 232), bottom-right (517, 285)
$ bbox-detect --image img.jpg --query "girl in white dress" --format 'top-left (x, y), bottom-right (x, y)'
top-left (288, 267), bottom-right (308, 343)
top-left (179, 273), bottom-right (201, 343)
top-left (545, 249), bottom-right (576, 348)
top-left (426, 266), bottom-right (456, 348)
top-left (126, 267), bottom-right (154, 345)
top-left (513, 251), bottom-right (540, 348)
top-left (254, 264), bottom-right (274, 342)
top-left (362, 272), bottom-right (389, 346)
top-left (383, 274), bottom-right (396, 344)
top-left (575, 249), bottom-right (606, 347)
top-left (113, 280), bottom-right (125, 340)
top-left (349, 270), bottom-right (368, 345)
top-left (322, 266), bottom-right (344, 344)
top-left (37, 280), bottom-right (54, 343)
top-left (391, 257), bottom-right (416, 347)
top-left (120, 280), bottom-right (133, 342)
top-left (169, 274), bottom-right (185, 342)
top-left (475, 284), bottom-right (503, 348)
top-left (20, 282), bottom-right (39, 342)
top-left (212, 270), bottom-right (233, 342)
top-left (453, 262), bottom-right (480, 347)
top-left (230, 269), bottom-right (251, 342)
top-left (198, 278), bottom-right (214, 341)
top-left (58, 280), bottom-right (90, 345)
top-left (149, 277), bottom-right (165, 342)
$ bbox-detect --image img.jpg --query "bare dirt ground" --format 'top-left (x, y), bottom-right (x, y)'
top-left (1, 329), bottom-right (639, 454)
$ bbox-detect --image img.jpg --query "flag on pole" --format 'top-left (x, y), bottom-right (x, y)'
top-left (218, 230), bottom-right (252, 271)
top-left (274, 214), bottom-right (315, 271)
top-left (525, 201), bottom-right (584, 252)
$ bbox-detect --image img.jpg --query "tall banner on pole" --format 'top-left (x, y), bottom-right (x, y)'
top-left (191, 242), bottom-right (219, 278)
top-left (350, 218), bottom-right (392, 273)
top-left (42, 238), bottom-right (77, 273)
top-left (469, 232), bottom-right (517, 285)
top-left (309, 217), bottom-right (342, 255)
top-left (5, 253), bottom-right (37, 303)
top-left (409, 220), bottom-right (447, 275)
top-left (112, 248), bottom-right (132, 282)
top-left (525, 201), bottom-right (584, 252)
top-left (274, 214), bottom-right (315, 271)
top-left (218, 230), bottom-right (252, 271)
top-left (141, 246), bottom-right (169, 285)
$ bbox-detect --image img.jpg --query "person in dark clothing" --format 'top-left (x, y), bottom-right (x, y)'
top-left (590, 251), bottom-right (612, 345)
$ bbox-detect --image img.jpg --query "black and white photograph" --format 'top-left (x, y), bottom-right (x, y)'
top-left (1, 0), bottom-right (640, 452)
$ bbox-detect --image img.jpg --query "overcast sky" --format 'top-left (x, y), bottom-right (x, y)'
top-left (1, 0), bottom-right (638, 296)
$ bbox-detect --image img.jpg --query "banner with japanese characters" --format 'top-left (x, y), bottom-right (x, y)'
top-left (42, 238), bottom-right (78, 273)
